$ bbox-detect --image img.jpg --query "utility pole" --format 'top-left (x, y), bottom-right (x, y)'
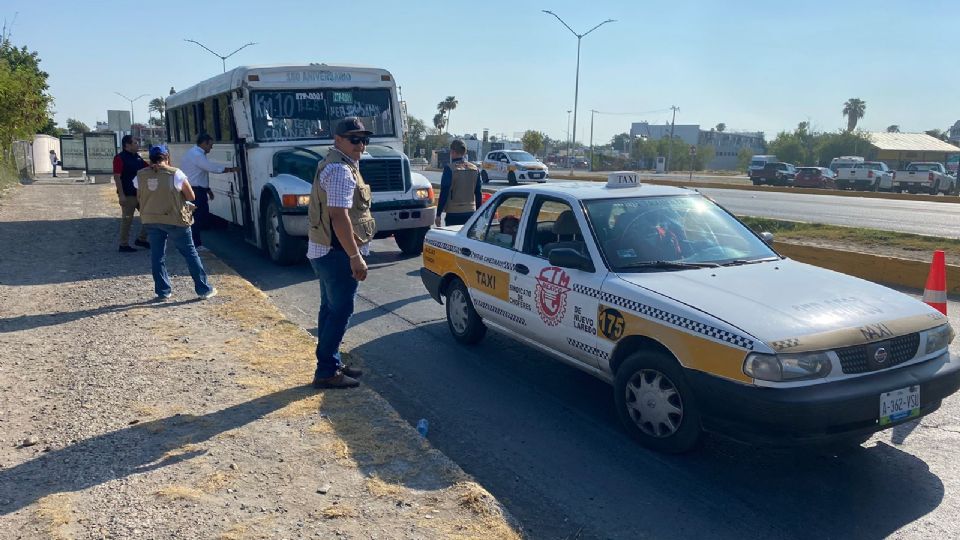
top-left (589, 109), bottom-right (596, 172)
top-left (666, 105), bottom-right (679, 172)
top-left (566, 109), bottom-right (572, 167)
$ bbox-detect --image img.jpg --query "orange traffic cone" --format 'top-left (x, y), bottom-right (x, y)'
top-left (923, 250), bottom-right (947, 315)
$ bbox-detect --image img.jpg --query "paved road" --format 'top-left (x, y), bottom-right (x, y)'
top-left (423, 171), bottom-right (960, 238)
top-left (205, 227), bottom-right (960, 540)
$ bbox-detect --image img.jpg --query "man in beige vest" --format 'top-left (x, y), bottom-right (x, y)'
top-left (306, 118), bottom-right (377, 389)
top-left (434, 139), bottom-right (482, 227)
top-left (136, 145), bottom-right (217, 301)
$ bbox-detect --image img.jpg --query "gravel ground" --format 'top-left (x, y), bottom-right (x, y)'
top-left (0, 180), bottom-right (519, 539)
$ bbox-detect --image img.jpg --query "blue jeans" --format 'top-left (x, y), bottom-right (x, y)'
top-left (191, 187), bottom-right (210, 247)
top-left (147, 224), bottom-right (213, 297)
top-left (310, 250), bottom-right (359, 378)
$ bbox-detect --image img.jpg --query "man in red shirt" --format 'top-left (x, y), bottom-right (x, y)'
top-left (113, 135), bottom-right (150, 252)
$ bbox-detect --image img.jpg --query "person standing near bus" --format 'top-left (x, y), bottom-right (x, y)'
top-left (434, 139), bottom-right (482, 227)
top-left (136, 145), bottom-right (217, 301)
top-left (49, 150), bottom-right (59, 177)
top-left (112, 135), bottom-right (150, 252)
top-left (179, 133), bottom-right (238, 251)
top-left (306, 117), bottom-right (376, 389)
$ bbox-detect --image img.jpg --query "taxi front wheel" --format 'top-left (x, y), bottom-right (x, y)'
top-left (614, 351), bottom-right (702, 454)
top-left (445, 279), bottom-right (486, 345)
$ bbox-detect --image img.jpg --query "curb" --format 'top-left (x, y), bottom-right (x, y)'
top-left (775, 242), bottom-right (958, 294)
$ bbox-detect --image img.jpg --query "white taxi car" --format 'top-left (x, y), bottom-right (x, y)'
top-left (419, 173), bottom-right (960, 453)
top-left (481, 150), bottom-right (549, 185)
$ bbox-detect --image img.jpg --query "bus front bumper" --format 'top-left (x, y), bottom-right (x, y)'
top-left (280, 206), bottom-right (436, 237)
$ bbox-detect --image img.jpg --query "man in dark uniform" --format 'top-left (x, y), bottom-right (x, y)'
top-left (434, 139), bottom-right (482, 227)
top-left (112, 135), bottom-right (150, 252)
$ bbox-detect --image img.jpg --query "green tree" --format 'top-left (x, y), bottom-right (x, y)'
top-left (405, 115), bottom-right (427, 157)
top-left (432, 112), bottom-right (446, 134)
top-left (0, 34), bottom-right (53, 159)
top-left (715, 122), bottom-right (726, 132)
top-left (521, 130), bottom-right (545, 155)
top-left (37, 118), bottom-right (64, 137)
top-left (692, 144), bottom-right (715, 171)
top-left (813, 131), bottom-right (873, 166)
top-left (842, 98), bottom-right (866, 132)
top-left (736, 147), bottom-right (753, 171)
top-left (66, 118), bottom-right (90, 134)
top-left (925, 129), bottom-right (947, 141)
top-left (886, 125), bottom-right (900, 133)
top-left (610, 132), bottom-right (632, 153)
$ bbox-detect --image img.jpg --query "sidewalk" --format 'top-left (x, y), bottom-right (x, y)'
top-left (0, 180), bottom-right (518, 539)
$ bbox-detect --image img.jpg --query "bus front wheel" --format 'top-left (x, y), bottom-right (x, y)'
top-left (395, 226), bottom-right (428, 256)
top-left (261, 199), bottom-right (303, 265)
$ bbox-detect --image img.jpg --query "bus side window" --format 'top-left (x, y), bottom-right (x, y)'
top-left (225, 94), bottom-right (237, 141)
top-left (212, 97), bottom-right (222, 142)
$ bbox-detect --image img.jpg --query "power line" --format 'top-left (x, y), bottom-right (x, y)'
top-left (590, 108), bottom-right (673, 117)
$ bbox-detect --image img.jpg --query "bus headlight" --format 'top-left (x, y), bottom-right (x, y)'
top-left (744, 351), bottom-right (832, 382)
top-left (415, 186), bottom-right (434, 201)
top-left (925, 324), bottom-right (953, 354)
top-left (281, 194), bottom-right (311, 208)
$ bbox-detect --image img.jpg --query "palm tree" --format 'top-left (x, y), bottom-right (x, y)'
top-left (842, 98), bottom-right (866, 132)
top-left (886, 125), bottom-right (900, 133)
top-left (437, 96), bottom-right (457, 134)
top-left (148, 97), bottom-right (165, 125)
top-left (432, 112), bottom-right (446, 133)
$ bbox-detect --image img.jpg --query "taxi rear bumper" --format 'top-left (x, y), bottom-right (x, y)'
top-left (686, 352), bottom-right (960, 446)
top-left (421, 267), bottom-right (444, 304)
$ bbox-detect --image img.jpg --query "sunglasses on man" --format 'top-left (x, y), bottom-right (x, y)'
top-left (346, 135), bottom-right (370, 145)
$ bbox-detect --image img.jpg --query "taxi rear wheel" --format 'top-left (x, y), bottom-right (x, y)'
top-left (480, 170), bottom-right (490, 184)
top-left (445, 279), bottom-right (486, 344)
top-left (614, 351), bottom-right (702, 454)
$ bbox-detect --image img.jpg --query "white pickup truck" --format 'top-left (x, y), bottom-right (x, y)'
top-left (893, 162), bottom-right (957, 195)
top-left (835, 161), bottom-right (895, 191)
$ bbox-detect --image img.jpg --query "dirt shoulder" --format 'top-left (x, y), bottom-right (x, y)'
top-left (0, 181), bottom-right (519, 539)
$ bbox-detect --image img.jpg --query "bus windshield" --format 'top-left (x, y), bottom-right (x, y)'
top-left (251, 88), bottom-right (395, 142)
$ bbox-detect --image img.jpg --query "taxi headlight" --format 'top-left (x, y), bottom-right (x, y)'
top-left (744, 351), bottom-right (832, 382)
top-left (282, 194), bottom-right (311, 207)
top-left (925, 324), bottom-right (954, 354)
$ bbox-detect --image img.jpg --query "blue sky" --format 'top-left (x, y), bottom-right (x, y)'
top-left (7, 0), bottom-right (957, 145)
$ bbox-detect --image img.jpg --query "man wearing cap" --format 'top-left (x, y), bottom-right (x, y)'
top-left (179, 133), bottom-right (238, 251)
top-left (306, 117), bottom-right (377, 389)
top-left (434, 139), bottom-right (482, 227)
top-left (112, 135), bottom-right (151, 252)
top-left (136, 145), bottom-right (217, 301)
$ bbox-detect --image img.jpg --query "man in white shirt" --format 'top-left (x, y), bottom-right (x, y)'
top-left (179, 133), bottom-right (237, 249)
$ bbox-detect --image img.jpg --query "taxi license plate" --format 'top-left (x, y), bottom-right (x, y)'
top-left (879, 386), bottom-right (920, 426)
top-left (530, 172), bottom-right (543, 179)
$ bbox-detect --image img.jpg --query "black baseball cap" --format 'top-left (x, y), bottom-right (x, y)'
top-left (335, 117), bottom-right (373, 137)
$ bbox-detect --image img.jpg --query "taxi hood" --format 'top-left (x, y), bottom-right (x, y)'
top-left (614, 258), bottom-right (940, 347)
top-left (517, 161), bottom-right (546, 168)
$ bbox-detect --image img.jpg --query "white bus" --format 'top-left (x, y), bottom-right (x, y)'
top-left (165, 63), bottom-right (435, 264)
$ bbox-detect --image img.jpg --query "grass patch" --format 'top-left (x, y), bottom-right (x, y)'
top-left (0, 159), bottom-right (21, 199)
top-left (740, 216), bottom-right (960, 254)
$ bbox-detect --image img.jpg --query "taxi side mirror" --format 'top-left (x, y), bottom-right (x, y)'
top-left (548, 248), bottom-right (595, 273)
top-left (760, 231), bottom-right (774, 245)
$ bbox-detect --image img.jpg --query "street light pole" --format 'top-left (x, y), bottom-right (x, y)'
top-left (184, 39), bottom-right (258, 73)
top-left (566, 109), bottom-right (571, 165)
top-left (114, 92), bottom-right (148, 133)
top-left (589, 109), bottom-right (597, 172)
top-left (542, 10), bottom-right (615, 174)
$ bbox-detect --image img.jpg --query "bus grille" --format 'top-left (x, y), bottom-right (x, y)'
top-left (359, 158), bottom-right (405, 193)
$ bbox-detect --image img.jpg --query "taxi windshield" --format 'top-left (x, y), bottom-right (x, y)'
top-left (505, 151), bottom-right (537, 162)
top-left (584, 195), bottom-right (779, 271)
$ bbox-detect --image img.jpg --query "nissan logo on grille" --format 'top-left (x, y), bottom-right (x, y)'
top-left (874, 347), bottom-right (888, 364)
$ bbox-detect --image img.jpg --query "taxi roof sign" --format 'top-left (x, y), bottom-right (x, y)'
top-left (606, 171), bottom-right (640, 188)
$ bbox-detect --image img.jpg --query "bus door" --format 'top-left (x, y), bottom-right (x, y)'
top-left (228, 94), bottom-right (255, 242)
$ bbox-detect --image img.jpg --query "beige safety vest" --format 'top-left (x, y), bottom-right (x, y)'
top-left (308, 148), bottom-right (377, 249)
top-left (137, 166), bottom-right (193, 227)
top-left (445, 160), bottom-right (479, 214)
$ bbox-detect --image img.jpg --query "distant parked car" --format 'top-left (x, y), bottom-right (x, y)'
top-left (794, 167), bottom-right (837, 189)
top-left (749, 162), bottom-right (796, 186)
top-left (893, 162), bottom-right (957, 195)
top-left (481, 150), bottom-right (549, 185)
top-left (747, 154), bottom-right (778, 176)
top-left (836, 161), bottom-right (895, 191)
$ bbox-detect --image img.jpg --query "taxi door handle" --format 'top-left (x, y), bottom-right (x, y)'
top-left (514, 263), bottom-right (529, 275)
top-left (460, 247), bottom-right (472, 256)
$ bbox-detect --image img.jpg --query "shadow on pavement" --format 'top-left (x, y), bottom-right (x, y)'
top-left (0, 299), bottom-right (190, 334)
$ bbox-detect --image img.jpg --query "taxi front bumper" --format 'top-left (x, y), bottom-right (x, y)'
top-left (687, 352), bottom-right (960, 446)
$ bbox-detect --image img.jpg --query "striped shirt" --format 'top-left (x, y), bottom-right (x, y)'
top-left (306, 153), bottom-right (371, 259)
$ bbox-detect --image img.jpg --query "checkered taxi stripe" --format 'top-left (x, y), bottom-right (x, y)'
top-left (473, 298), bottom-right (528, 326)
top-left (571, 284), bottom-right (755, 351)
top-left (425, 238), bottom-right (460, 254)
top-left (567, 337), bottom-right (610, 360)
